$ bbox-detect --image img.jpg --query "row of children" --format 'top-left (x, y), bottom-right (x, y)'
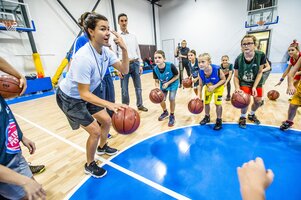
top-left (152, 35), bottom-right (301, 131)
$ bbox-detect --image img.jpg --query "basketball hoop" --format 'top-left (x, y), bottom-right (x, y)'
top-left (0, 20), bottom-right (18, 31)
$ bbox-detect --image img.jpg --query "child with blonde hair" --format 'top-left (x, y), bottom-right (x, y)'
top-left (198, 53), bottom-right (226, 130)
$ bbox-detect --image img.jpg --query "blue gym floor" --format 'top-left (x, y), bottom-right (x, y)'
top-left (69, 124), bottom-right (301, 200)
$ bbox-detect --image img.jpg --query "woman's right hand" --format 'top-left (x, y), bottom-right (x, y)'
top-left (107, 102), bottom-right (128, 114)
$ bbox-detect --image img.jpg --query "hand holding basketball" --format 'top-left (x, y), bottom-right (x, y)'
top-left (106, 102), bottom-right (127, 114)
top-left (112, 107), bottom-right (140, 134)
top-left (231, 90), bottom-right (251, 109)
top-left (19, 76), bottom-right (27, 95)
top-left (0, 74), bottom-right (24, 98)
top-left (149, 88), bottom-right (164, 104)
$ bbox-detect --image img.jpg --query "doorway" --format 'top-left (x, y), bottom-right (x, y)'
top-left (248, 30), bottom-right (271, 56)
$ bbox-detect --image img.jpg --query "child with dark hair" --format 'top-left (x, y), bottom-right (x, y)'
top-left (153, 50), bottom-right (179, 127)
top-left (188, 50), bottom-right (199, 95)
top-left (220, 55), bottom-right (233, 101)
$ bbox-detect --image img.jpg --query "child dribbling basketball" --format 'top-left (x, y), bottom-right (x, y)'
top-left (234, 34), bottom-right (266, 129)
top-left (188, 50), bottom-right (199, 95)
top-left (220, 55), bottom-right (233, 101)
top-left (153, 50), bottom-right (179, 127)
top-left (198, 53), bottom-right (226, 130)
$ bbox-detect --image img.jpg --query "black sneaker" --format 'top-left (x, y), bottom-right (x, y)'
top-left (84, 161), bottom-right (107, 178)
top-left (96, 143), bottom-right (118, 156)
top-left (213, 118), bottom-right (222, 130)
top-left (280, 120), bottom-right (294, 131)
top-left (158, 110), bottom-right (169, 121)
top-left (226, 97), bottom-right (231, 101)
top-left (138, 105), bottom-right (148, 112)
top-left (248, 114), bottom-right (261, 124)
top-left (29, 164), bottom-right (46, 175)
top-left (239, 117), bottom-right (246, 129)
top-left (200, 115), bottom-right (210, 125)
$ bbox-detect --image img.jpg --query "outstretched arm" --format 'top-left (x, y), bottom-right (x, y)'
top-left (237, 157), bottom-right (274, 200)
top-left (0, 57), bottom-right (27, 95)
top-left (275, 64), bottom-right (292, 86)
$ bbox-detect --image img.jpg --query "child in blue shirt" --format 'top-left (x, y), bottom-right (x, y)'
top-left (153, 50), bottom-right (179, 127)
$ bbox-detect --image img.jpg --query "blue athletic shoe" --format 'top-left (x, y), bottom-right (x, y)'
top-left (168, 115), bottom-right (175, 127)
top-left (158, 111), bottom-right (169, 121)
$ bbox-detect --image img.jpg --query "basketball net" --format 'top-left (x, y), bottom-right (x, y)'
top-left (256, 20), bottom-right (266, 30)
top-left (0, 20), bottom-right (17, 31)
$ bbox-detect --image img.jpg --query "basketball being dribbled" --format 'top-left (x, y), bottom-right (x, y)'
top-left (112, 107), bottom-right (140, 134)
top-left (0, 75), bottom-right (22, 99)
top-left (188, 98), bottom-right (204, 114)
top-left (231, 91), bottom-right (251, 109)
top-left (149, 88), bottom-right (164, 104)
top-left (182, 78), bottom-right (192, 88)
top-left (267, 90), bottom-right (280, 100)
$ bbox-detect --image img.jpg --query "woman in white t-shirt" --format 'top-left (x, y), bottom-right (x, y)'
top-left (56, 12), bottom-right (129, 178)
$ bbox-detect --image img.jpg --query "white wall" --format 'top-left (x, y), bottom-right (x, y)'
top-left (0, 0), bottom-right (157, 77)
top-left (268, 0), bottom-right (301, 63)
top-left (158, 0), bottom-right (301, 66)
top-left (114, 0), bottom-right (156, 45)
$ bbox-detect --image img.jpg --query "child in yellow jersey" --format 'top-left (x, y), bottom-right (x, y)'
top-left (281, 55), bottom-right (301, 130)
top-left (197, 53), bottom-right (226, 130)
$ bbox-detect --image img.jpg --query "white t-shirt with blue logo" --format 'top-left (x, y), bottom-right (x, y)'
top-left (59, 43), bottom-right (118, 99)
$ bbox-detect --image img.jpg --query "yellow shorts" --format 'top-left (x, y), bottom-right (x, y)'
top-left (204, 85), bottom-right (224, 105)
top-left (291, 82), bottom-right (301, 106)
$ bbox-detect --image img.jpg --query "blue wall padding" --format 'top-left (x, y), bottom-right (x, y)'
top-left (24, 77), bottom-right (53, 94)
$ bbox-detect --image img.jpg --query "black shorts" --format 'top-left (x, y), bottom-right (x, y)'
top-left (56, 88), bottom-right (104, 130)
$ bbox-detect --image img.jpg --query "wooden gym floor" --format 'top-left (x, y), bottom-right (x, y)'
top-left (9, 73), bottom-right (301, 199)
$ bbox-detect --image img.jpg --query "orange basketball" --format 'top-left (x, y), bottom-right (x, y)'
top-left (231, 91), bottom-right (251, 109)
top-left (112, 107), bottom-right (140, 134)
top-left (267, 90), bottom-right (280, 100)
top-left (149, 88), bottom-right (164, 104)
top-left (188, 98), bottom-right (204, 114)
top-left (182, 78), bottom-right (192, 88)
top-left (0, 75), bottom-right (22, 99)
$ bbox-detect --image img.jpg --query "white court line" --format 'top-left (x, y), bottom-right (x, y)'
top-left (14, 113), bottom-right (191, 200)
top-left (14, 113), bottom-right (86, 152)
top-left (64, 176), bottom-right (90, 200)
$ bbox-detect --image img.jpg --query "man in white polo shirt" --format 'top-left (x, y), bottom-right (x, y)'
top-left (114, 13), bottom-right (148, 112)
